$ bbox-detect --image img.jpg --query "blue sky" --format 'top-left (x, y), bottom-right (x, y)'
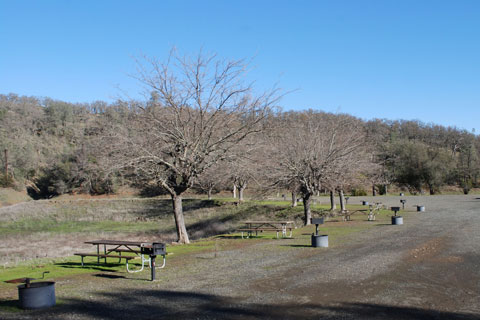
top-left (1, 0), bottom-right (479, 133)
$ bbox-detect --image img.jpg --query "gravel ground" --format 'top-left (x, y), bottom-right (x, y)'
top-left (1, 195), bottom-right (480, 319)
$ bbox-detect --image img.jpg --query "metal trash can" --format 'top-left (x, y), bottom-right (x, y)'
top-left (391, 216), bottom-right (403, 225)
top-left (311, 234), bottom-right (328, 247)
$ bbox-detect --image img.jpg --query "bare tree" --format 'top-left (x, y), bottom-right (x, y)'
top-left (194, 162), bottom-right (228, 200)
top-left (229, 131), bottom-right (270, 203)
top-left (106, 49), bottom-right (279, 243)
top-left (325, 153), bottom-right (367, 213)
top-left (268, 111), bottom-right (365, 225)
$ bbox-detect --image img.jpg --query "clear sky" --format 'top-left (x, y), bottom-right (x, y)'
top-left (1, 0), bottom-right (479, 133)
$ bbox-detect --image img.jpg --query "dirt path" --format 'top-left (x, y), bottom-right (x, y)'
top-left (2, 195), bottom-right (480, 319)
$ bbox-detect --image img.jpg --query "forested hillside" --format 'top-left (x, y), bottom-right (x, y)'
top-left (1, 92), bottom-right (478, 201)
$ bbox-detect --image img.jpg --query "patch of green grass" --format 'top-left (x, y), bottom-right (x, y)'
top-left (0, 257), bottom-right (116, 292)
top-left (256, 200), bottom-right (292, 207)
top-left (223, 216), bottom-right (378, 243)
top-left (167, 241), bottom-right (217, 255)
top-left (0, 240), bottom-right (219, 287)
top-left (0, 256), bottom-right (138, 313)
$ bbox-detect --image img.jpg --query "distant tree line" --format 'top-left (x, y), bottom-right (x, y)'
top-left (1, 93), bottom-right (477, 199)
top-left (1, 51), bottom-right (479, 243)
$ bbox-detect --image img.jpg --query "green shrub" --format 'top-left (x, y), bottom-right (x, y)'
top-left (461, 179), bottom-right (473, 195)
top-left (350, 187), bottom-right (367, 196)
top-left (376, 184), bottom-right (387, 195)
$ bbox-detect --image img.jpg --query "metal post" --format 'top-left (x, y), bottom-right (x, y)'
top-left (150, 255), bottom-right (156, 281)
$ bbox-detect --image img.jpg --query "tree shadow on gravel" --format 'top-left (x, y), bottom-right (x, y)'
top-left (93, 274), bottom-right (126, 279)
top-left (54, 262), bottom-right (122, 272)
top-left (282, 244), bottom-right (313, 248)
top-left (5, 289), bottom-right (479, 320)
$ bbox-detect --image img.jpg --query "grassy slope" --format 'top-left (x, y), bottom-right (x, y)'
top-left (0, 196), bottom-right (400, 281)
top-left (0, 188), bottom-right (31, 207)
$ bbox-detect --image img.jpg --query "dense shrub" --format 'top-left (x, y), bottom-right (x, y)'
top-left (350, 187), bottom-right (367, 196)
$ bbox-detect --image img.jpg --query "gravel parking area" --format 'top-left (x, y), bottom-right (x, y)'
top-left (2, 195), bottom-right (480, 319)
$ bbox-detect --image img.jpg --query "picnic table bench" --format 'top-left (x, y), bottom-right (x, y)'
top-left (237, 220), bottom-right (295, 239)
top-left (74, 253), bottom-right (136, 267)
top-left (339, 202), bottom-right (383, 221)
top-left (338, 209), bottom-right (367, 221)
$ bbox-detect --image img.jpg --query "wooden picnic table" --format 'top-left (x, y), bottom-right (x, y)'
top-left (84, 239), bottom-right (154, 260)
top-left (75, 240), bottom-right (167, 278)
top-left (238, 220), bottom-right (295, 239)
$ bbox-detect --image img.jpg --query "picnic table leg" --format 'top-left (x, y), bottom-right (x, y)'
top-left (126, 258), bottom-right (146, 273)
top-left (103, 244), bottom-right (107, 264)
top-left (156, 255), bottom-right (166, 269)
top-left (143, 254), bottom-right (152, 268)
top-left (96, 245), bottom-right (100, 264)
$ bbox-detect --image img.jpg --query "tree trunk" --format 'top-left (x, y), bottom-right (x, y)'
top-left (303, 193), bottom-right (312, 225)
top-left (171, 194), bottom-right (190, 244)
top-left (4, 149), bottom-right (8, 179)
top-left (239, 186), bottom-right (246, 202)
top-left (384, 184), bottom-right (388, 195)
top-left (338, 189), bottom-right (346, 212)
top-left (291, 192), bottom-right (297, 207)
top-left (232, 184), bottom-right (237, 198)
top-left (329, 190), bottom-right (336, 211)
top-left (207, 188), bottom-right (212, 200)
top-left (372, 184), bottom-right (376, 196)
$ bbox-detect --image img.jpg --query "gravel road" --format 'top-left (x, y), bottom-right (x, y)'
top-left (2, 195), bottom-right (480, 319)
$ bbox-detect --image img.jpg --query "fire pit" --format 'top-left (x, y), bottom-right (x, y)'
top-left (311, 218), bottom-right (328, 247)
top-left (391, 207), bottom-right (403, 225)
top-left (5, 272), bottom-right (55, 309)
